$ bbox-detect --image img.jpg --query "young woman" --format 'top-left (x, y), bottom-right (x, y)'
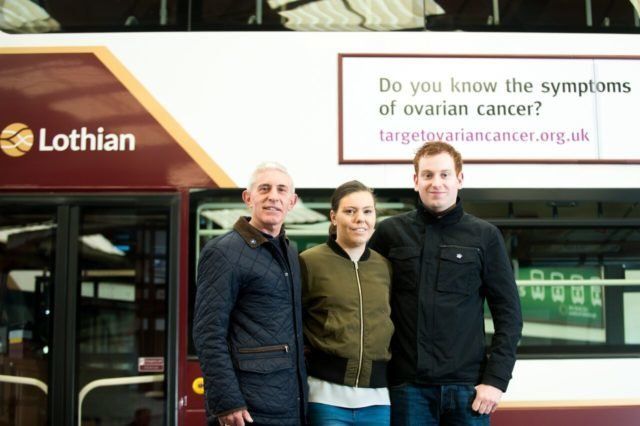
top-left (300, 180), bottom-right (393, 425)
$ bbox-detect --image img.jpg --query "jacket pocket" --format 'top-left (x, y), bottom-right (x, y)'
top-left (436, 245), bottom-right (480, 294)
top-left (235, 344), bottom-right (297, 415)
top-left (388, 246), bottom-right (420, 290)
top-left (236, 345), bottom-right (293, 373)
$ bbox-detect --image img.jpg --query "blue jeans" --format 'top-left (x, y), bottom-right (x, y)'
top-left (308, 402), bottom-right (390, 425)
top-left (389, 383), bottom-right (490, 426)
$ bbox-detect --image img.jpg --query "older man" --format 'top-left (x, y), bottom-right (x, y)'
top-left (193, 162), bottom-right (308, 426)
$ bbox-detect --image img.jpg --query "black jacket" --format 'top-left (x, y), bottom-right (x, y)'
top-left (369, 200), bottom-right (522, 391)
top-left (193, 217), bottom-right (308, 425)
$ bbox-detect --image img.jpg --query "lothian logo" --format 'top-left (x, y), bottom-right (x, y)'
top-left (0, 123), bottom-right (136, 157)
top-left (0, 123), bottom-right (34, 158)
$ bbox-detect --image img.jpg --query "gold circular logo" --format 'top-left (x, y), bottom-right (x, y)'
top-left (1, 123), bottom-right (34, 158)
top-left (192, 377), bottom-right (204, 395)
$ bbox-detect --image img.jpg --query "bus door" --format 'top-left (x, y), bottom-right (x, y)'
top-left (0, 197), bottom-right (178, 426)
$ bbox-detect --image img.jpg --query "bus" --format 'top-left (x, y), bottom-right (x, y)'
top-left (1, 3), bottom-right (640, 425)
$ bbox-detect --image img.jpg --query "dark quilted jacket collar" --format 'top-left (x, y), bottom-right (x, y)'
top-left (233, 217), bottom-right (289, 248)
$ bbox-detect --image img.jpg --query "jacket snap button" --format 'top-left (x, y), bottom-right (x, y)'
top-left (456, 253), bottom-right (463, 259)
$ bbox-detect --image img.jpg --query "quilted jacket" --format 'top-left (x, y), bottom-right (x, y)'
top-left (193, 217), bottom-right (308, 425)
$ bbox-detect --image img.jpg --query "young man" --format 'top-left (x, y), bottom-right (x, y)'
top-left (193, 162), bottom-right (308, 426)
top-left (369, 142), bottom-right (522, 425)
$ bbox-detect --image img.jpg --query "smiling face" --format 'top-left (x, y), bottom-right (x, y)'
top-left (331, 190), bottom-right (376, 250)
top-left (413, 152), bottom-right (463, 213)
top-left (242, 168), bottom-right (298, 236)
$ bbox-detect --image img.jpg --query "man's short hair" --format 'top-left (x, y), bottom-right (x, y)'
top-left (247, 162), bottom-right (295, 192)
top-left (413, 141), bottom-right (463, 175)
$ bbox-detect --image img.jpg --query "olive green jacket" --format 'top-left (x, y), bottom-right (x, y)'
top-left (300, 238), bottom-right (393, 388)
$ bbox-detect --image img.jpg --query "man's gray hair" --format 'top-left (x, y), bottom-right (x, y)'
top-left (247, 161), bottom-right (295, 192)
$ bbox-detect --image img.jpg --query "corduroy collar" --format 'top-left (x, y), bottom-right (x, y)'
top-left (233, 216), bottom-right (288, 249)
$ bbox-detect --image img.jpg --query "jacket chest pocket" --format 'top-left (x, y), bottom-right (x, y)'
top-left (436, 245), bottom-right (481, 294)
top-left (388, 246), bottom-right (420, 290)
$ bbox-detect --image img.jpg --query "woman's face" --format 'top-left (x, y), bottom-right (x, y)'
top-left (331, 191), bottom-right (376, 249)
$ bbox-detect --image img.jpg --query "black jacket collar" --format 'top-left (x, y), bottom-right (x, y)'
top-left (417, 197), bottom-right (464, 226)
top-left (326, 235), bottom-right (371, 261)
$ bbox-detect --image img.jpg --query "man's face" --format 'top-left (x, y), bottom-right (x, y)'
top-left (413, 152), bottom-right (463, 213)
top-left (242, 169), bottom-right (298, 236)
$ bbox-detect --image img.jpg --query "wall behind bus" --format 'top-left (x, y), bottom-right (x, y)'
top-left (2, 31), bottom-right (640, 189)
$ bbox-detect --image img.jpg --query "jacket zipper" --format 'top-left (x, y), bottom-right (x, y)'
top-left (273, 247), bottom-right (305, 418)
top-left (237, 344), bottom-right (289, 354)
top-left (353, 261), bottom-right (364, 387)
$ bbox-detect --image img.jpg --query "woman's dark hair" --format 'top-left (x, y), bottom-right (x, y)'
top-left (328, 180), bottom-right (375, 235)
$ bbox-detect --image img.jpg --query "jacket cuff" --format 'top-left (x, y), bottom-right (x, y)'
top-left (481, 373), bottom-right (509, 392)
